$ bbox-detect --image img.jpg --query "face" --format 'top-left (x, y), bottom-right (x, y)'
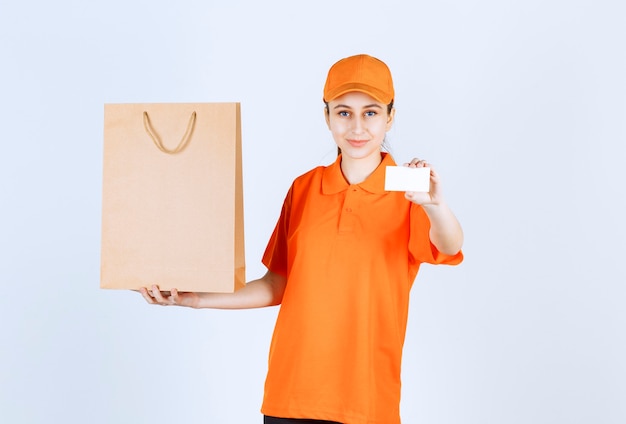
top-left (325, 91), bottom-right (394, 163)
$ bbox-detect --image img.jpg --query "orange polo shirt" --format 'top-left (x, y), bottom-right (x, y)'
top-left (261, 153), bottom-right (463, 424)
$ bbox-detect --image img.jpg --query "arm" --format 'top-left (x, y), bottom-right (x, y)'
top-left (139, 270), bottom-right (287, 309)
top-left (403, 158), bottom-right (464, 255)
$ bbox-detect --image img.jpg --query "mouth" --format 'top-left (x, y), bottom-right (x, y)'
top-left (347, 139), bottom-right (368, 148)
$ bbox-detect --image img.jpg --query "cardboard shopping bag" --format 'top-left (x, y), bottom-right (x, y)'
top-left (101, 103), bottom-right (245, 293)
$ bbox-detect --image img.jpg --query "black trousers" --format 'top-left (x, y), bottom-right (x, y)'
top-left (264, 416), bottom-right (342, 424)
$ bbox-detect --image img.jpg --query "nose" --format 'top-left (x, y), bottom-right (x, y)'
top-left (351, 115), bottom-right (365, 134)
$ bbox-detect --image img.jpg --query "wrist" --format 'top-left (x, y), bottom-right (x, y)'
top-left (421, 199), bottom-right (446, 211)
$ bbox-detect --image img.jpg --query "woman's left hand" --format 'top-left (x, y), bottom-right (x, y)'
top-left (403, 158), bottom-right (443, 206)
top-left (403, 158), bottom-right (464, 254)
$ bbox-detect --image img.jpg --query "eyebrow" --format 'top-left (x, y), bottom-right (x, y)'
top-left (332, 103), bottom-right (383, 110)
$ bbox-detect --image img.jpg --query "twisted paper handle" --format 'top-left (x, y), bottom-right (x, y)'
top-left (143, 111), bottom-right (197, 154)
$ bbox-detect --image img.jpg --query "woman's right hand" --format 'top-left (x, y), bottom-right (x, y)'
top-left (136, 271), bottom-right (286, 310)
top-left (139, 285), bottom-right (200, 308)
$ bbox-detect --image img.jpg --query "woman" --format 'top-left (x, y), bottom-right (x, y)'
top-left (141, 54), bottom-right (464, 424)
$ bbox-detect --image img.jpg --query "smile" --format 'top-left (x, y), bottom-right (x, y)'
top-left (347, 139), bottom-right (368, 147)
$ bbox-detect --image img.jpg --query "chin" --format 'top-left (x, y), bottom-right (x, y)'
top-left (341, 147), bottom-right (382, 160)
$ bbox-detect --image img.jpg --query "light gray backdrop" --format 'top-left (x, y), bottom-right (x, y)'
top-left (1, 0), bottom-right (624, 423)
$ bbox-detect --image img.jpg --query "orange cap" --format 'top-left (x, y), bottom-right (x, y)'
top-left (323, 54), bottom-right (394, 104)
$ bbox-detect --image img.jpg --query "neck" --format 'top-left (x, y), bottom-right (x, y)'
top-left (340, 151), bottom-right (383, 184)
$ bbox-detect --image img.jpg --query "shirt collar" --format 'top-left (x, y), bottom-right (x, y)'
top-left (322, 152), bottom-right (397, 195)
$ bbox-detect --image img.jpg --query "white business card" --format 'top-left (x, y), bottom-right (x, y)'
top-left (384, 166), bottom-right (431, 192)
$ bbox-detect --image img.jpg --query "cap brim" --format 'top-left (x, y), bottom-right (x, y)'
top-left (324, 83), bottom-right (393, 104)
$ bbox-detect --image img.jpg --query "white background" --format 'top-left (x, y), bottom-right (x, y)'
top-left (1, 0), bottom-right (625, 423)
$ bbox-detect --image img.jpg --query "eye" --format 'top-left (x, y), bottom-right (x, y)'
top-left (338, 110), bottom-right (351, 117)
top-left (364, 110), bottom-right (377, 117)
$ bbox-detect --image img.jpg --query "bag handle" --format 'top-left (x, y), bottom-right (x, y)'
top-left (143, 111), bottom-right (197, 154)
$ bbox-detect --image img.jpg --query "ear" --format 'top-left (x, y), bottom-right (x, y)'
top-left (324, 106), bottom-right (331, 130)
top-left (386, 107), bottom-right (396, 131)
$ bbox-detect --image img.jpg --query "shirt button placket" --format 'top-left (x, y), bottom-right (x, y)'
top-left (338, 187), bottom-right (357, 233)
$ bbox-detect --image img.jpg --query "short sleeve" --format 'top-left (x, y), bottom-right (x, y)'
top-left (409, 203), bottom-right (464, 266)
top-left (262, 186), bottom-right (293, 277)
